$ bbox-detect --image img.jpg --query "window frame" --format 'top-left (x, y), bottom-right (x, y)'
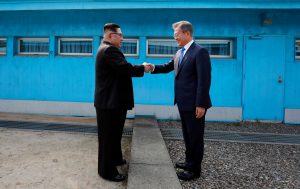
top-left (17, 37), bottom-right (49, 56)
top-left (146, 38), bottom-right (234, 58)
top-left (146, 38), bottom-right (179, 58)
top-left (121, 38), bottom-right (139, 57)
top-left (0, 38), bottom-right (7, 56)
top-left (195, 39), bottom-right (233, 59)
top-left (57, 37), bottom-right (93, 56)
top-left (295, 39), bottom-right (300, 60)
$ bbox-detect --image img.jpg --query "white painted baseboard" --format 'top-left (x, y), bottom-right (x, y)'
top-left (0, 100), bottom-right (96, 116)
top-left (285, 109), bottom-right (300, 124)
top-left (0, 99), bottom-right (242, 121)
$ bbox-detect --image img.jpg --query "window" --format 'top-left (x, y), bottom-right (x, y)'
top-left (121, 38), bottom-right (139, 56)
top-left (58, 38), bottom-right (93, 56)
top-left (147, 39), bottom-right (179, 57)
top-left (296, 40), bottom-right (300, 59)
top-left (18, 38), bottom-right (49, 55)
top-left (0, 38), bottom-right (7, 55)
top-left (146, 38), bottom-right (233, 58)
top-left (195, 39), bottom-right (233, 58)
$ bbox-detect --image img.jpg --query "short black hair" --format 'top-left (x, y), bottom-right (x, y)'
top-left (103, 23), bottom-right (120, 33)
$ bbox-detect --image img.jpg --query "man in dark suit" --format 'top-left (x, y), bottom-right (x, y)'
top-left (94, 23), bottom-right (152, 182)
top-left (150, 21), bottom-right (212, 181)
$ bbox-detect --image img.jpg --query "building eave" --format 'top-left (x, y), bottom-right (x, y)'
top-left (1, 1), bottom-right (300, 11)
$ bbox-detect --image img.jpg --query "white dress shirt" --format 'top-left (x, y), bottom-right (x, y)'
top-left (182, 39), bottom-right (194, 57)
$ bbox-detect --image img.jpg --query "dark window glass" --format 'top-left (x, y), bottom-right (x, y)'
top-left (0, 38), bottom-right (6, 55)
top-left (19, 38), bottom-right (49, 54)
top-left (121, 39), bottom-right (138, 56)
top-left (59, 38), bottom-right (93, 55)
top-left (147, 40), bottom-right (179, 56)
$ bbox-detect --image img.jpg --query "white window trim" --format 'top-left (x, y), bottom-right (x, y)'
top-left (17, 37), bottom-right (49, 55)
top-left (195, 39), bottom-right (233, 59)
top-left (58, 37), bottom-right (93, 56)
top-left (146, 38), bottom-right (234, 58)
top-left (146, 39), bottom-right (178, 57)
top-left (122, 38), bottom-right (139, 57)
top-left (0, 38), bottom-right (6, 55)
top-left (296, 39), bottom-right (300, 60)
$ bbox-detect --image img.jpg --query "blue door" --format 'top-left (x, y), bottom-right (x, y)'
top-left (243, 36), bottom-right (285, 121)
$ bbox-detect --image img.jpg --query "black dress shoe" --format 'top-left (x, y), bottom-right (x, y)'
top-left (177, 170), bottom-right (200, 181)
top-left (105, 174), bottom-right (126, 182)
top-left (115, 159), bottom-right (127, 166)
top-left (175, 162), bottom-right (188, 170)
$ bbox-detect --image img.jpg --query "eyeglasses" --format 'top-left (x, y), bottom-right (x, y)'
top-left (111, 32), bottom-right (123, 37)
top-left (174, 32), bottom-right (184, 38)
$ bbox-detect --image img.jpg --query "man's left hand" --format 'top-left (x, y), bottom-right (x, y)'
top-left (195, 107), bottom-right (205, 119)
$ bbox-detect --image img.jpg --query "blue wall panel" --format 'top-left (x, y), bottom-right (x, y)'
top-left (284, 36), bottom-right (300, 108)
top-left (0, 56), bottom-right (95, 102)
top-left (0, 9), bottom-right (300, 110)
top-left (285, 62), bottom-right (300, 108)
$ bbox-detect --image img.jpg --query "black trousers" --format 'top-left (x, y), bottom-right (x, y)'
top-left (179, 110), bottom-right (206, 174)
top-left (95, 108), bottom-right (127, 179)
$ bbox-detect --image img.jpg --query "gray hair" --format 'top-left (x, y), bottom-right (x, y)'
top-left (172, 21), bottom-right (193, 35)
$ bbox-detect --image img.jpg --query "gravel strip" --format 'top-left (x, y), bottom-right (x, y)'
top-left (165, 140), bottom-right (300, 189)
top-left (158, 120), bottom-right (300, 135)
top-left (159, 120), bottom-right (300, 188)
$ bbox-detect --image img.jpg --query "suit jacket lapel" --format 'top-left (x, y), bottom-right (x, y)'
top-left (177, 42), bottom-right (195, 76)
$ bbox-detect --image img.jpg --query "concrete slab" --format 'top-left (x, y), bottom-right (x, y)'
top-left (131, 127), bottom-right (172, 165)
top-left (127, 116), bottom-right (181, 189)
top-left (133, 116), bottom-right (157, 128)
top-left (0, 128), bottom-right (130, 189)
top-left (128, 163), bottom-right (181, 189)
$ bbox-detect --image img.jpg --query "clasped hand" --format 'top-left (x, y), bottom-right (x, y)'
top-left (143, 62), bottom-right (155, 73)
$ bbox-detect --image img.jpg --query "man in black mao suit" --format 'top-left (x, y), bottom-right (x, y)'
top-left (150, 21), bottom-right (212, 181)
top-left (94, 23), bottom-right (151, 182)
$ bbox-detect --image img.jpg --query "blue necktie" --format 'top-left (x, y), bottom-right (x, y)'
top-left (179, 47), bottom-right (185, 65)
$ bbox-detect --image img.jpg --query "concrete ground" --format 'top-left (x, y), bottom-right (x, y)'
top-left (0, 113), bottom-right (131, 189)
top-left (3, 112), bottom-right (298, 189)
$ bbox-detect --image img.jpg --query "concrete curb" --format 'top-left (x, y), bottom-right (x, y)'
top-left (127, 116), bottom-right (182, 189)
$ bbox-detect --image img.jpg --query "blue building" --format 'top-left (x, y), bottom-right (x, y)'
top-left (0, 0), bottom-right (300, 123)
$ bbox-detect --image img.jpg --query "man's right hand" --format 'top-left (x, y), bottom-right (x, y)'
top-left (143, 62), bottom-right (155, 73)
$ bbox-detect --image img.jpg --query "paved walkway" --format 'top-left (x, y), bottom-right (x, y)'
top-left (127, 116), bottom-right (181, 189)
top-left (0, 113), bottom-right (131, 189)
top-left (0, 113), bottom-right (181, 189)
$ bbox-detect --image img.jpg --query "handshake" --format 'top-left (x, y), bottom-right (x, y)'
top-left (143, 62), bottom-right (155, 73)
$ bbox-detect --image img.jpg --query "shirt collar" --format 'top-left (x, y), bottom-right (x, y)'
top-left (103, 41), bottom-right (112, 45)
top-left (183, 40), bottom-right (194, 52)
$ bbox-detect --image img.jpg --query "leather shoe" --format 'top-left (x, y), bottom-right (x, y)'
top-left (175, 162), bottom-right (189, 170)
top-left (177, 170), bottom-right (200, 181)
top-left (115, 159), bottom-right (127, 166)
top-left (105, 174), bottom-right (126, 182)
